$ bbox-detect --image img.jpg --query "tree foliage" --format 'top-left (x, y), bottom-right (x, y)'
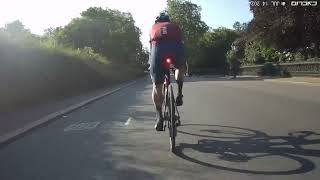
top-left (231, 0), bottom-right (320, 65)
top-left (168, 0), bottom-right (209, 67)
top-left (248, 0), bottom-right (320, 53)
top-left (51, 7), bottom-right (144, 65)
top-left (233, 21), bottom-right (248, 34)
top-left (1, 20), bottom-right (37, 44)
top-left (167, 0), bottom-right (241, 72)
top-left (4, 20), bottom-right (30, 35)
top-left (198, 28), bottom-right (239, 68)
top-left (226, 50), bottom-right (241, 77)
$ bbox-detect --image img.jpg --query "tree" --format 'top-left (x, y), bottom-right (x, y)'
top-left (233, 21), bottom-right (248, 34)
top-left (42, 27), bottom-right (63, 47)
top-left (5, 20), bottom-right (30, 35)
top-left (167, 0), bottom-right (209, 68)
top-left (197, 28), bottom-right (239, 71)
top-left (137, 48), bottom-right (149, 70)
top-left (2, 20), bottom-right (38, 44)
top-left (54, 7), bottom-right (143, 63)
top-left (248, 0), bottom-right (320, 56)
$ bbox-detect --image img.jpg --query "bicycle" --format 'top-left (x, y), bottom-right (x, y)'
top-left (162, 57), bottom-right (181, 152)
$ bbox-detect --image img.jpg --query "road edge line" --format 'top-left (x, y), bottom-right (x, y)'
top-left (0, 80), bottom-right (137, 146)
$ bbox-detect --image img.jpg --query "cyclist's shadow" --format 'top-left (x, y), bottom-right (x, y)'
top-left (175, 124), bottom-right (320, 175)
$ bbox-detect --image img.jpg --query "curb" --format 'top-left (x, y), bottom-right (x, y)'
top-left (264, 79), bottom-right (320, 87)
top-left (0, 80), bottom-right (137, 146)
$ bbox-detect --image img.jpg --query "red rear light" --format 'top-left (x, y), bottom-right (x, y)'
top-left (166, 58), bottom-right (171, 64)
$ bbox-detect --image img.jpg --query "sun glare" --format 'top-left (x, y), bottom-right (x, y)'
top-left (0, 0), bottom-right (166, 47)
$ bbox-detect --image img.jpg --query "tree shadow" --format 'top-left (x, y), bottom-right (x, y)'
top-left (175, 124), bottom-right (320, 175)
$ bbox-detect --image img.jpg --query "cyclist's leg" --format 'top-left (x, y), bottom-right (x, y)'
top-left (150, 43), bottom-right (165, 131)
top-left (173, 42), bottom-right (186, 106)
top-left (152, 82), bottom-right (165, 131)
top-left (152, 82), bottom-right (164, 117)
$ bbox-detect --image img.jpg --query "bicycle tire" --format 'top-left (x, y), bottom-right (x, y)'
top-left (163, 84), bottom-right (169, 131)
top-left (169, 84), bottom-right (176, 152)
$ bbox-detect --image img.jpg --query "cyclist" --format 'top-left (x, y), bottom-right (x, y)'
top-left (149, 11), bottom-right (187, 131)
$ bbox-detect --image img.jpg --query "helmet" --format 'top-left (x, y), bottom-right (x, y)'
top-left (155, 11), bottom-right (170, 23)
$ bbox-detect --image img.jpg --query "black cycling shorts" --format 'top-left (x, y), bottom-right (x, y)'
top-left (149, 41), bottom-right (186, 84)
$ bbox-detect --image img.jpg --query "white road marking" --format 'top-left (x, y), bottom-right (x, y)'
top-left (125, 117), bottom-right (132, 126)
top-left (64, 122), bottom-right (101, 132)
top-left (0, 80), bottom-right (138, 145)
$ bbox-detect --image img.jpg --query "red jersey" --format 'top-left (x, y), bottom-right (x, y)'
top-left (150, 22), bottom-right (182, 44)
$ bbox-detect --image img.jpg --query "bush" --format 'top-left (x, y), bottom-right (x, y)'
top-left (244, 40), bottom-right (280, 65)
top-left (244, 41), bottom-right (266, 64)
top-left (255, 53), bottom-right (266, 64)
top-left (244, 41), bottom-right (259, 64)
top-left (0, 33), bottom-right (142, 112)
top-left (258, 62), bottom-right (280, 76)
top-left (279, 51), bottom-right (294, 62)
top-left (262, 47), bottom-right (279, 62)
top-left (226, 50), bottom-right (241, 77)
top-left (226, 50), bottom-right (237, 64)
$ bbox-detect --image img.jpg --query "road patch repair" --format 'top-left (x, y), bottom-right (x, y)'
top-left (264, 77), bottom-right (320, 86)
top-left (64, 122), bottom-right (101, 132)
top-left (0, 80), bottom-right (137, 146)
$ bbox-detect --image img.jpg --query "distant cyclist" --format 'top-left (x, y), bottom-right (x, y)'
top-left (149, 11), bottom-right (187, 131)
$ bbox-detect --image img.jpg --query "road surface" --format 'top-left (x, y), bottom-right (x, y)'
top-left (1, 76), bottom-right (320, 180)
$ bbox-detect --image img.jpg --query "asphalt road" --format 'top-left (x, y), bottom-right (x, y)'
top-left (1, 76), bottom-right (320, 180)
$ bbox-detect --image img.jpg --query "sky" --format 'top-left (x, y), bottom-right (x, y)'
top-left (0, 0), bottom-right (253, 48)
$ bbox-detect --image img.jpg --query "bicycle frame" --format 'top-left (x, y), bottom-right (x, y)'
top-left (162, 58), bottom-right (180, 152)
top-left (163, 68), bottom-right (180, 122)
top-left (163, 70), bottom-right (171, 129)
